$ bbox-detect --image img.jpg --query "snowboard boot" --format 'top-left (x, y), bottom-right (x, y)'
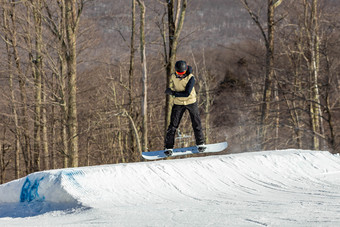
top-left (164, 148), bottom-right (173, 157)
top-left (197, 144), bottom-right (206, 153)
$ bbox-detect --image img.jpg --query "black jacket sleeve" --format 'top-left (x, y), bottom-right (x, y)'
top-left (173, 76), bottom-right (195, 97)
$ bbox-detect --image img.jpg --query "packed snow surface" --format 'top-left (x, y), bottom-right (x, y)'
top-left (1, 149), bottom-right (340, 226)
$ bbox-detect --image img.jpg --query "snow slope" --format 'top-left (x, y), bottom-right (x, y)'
top-left (1, 149), bottom-right (340, 226)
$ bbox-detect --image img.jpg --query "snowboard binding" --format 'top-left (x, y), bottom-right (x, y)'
top-left (197, 144), bottom-right (207, 153)
top-left (164, 149), bottom-right (173, 157)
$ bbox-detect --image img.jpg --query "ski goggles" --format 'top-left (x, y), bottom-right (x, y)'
top-left (176, 70), bottom-right (186, 75)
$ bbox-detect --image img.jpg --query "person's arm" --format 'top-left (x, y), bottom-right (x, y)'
top-left (173, 76), bottom-right (195, 97)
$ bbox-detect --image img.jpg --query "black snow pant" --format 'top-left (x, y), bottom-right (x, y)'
top-left (165, 102), bottom-right (205, 149)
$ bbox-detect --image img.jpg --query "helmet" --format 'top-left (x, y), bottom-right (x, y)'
top-left (175, 60), bottom-right (187, 75)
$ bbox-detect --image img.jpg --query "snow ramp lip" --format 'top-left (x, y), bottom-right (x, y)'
top-left (0, 170), bottom-right (87, 217)
top-left (0, 170), bottom-right (85, 204)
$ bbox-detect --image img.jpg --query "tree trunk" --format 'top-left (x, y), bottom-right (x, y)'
top-left (164, 0), bottom-right (187, 135)
top-left (239, 0), bottom-right (282, 149)
top-left (59, 49), bottom-right (69, 168)
top-left (309, 0), bottom-right (322, 150)
top-left (137, 0), bottom-right (148, 153)
top-left (42, 75), bottom-right (49, 170)
top-left (51, 90), bottom-right (57, 169)
top-left (32, 0), bottom-right (43, 172)
top-left (292, 60), bottom-right (303, 149)
top-left (259, 0), bottom-right (275, 150)
top-left (0, 140), bottom-right (9, 184)
top-left (2, 1), bottom-right (21, 179)
top-left (324, 48), bottom-right (336, 152)
top-left (9, 1), bottom-right (31, 174)
top-left (32, 1), bottom-right (48, 167)
top-left (111, 82), bottom-right (126, 163)
top-left (128, 0), bottom-right (136, 152)
top-left (274, 78), bottom-right (279, 150)
top-left (65, 0), bottom-right (81, 167)
top-left (124, 110), bottom-right (142, 156)
top-left (44, 0), bottom-right (70, 167)
top-left (0, 141), bottom-right (3, 184)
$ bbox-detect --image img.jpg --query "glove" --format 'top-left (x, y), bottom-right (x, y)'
top-left (165, 88), bottom-right (175, 96)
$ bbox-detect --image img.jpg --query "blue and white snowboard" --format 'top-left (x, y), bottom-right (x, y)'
top-left (142, 142), bottom-right (228, 160)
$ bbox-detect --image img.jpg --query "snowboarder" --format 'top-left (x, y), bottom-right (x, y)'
top-left (164, 60), bottom-right (206, 156)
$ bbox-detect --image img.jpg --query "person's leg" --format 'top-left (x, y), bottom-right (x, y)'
top-left (164, 105), bottom-right (186, 149)
top-left (187, 102), bottom-right (205, 146)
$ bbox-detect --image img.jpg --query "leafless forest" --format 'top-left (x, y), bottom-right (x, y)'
top-left (0, 0), bottom-right (339, 183)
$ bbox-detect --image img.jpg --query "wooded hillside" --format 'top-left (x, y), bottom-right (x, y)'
top-left (0, 0), bottom-right (339, 183)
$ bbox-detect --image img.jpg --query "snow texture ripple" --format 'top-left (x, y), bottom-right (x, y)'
top-left (1, 149), bottom-right (340, 226)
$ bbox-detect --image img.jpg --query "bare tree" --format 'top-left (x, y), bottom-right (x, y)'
top-left (30, 0), bottom-right (43, 171)
top-left (44, 0), bottom-right (70, 167)
top-left (191, 50), bottom-right (214, 144)
top-left (164, 0), bottom-right (187, 133)
top-left (43, 0), bottom-right (85, 167)
top-left (239, 0), bottom-right (283, 149)
top-left (306, 0), bottom-right (323, 150)
top-left (0, 137), bottom-right (10, 184)
top-left (65, 0), bottom-right (84, 167)
top-left (1, 0), bottom-right (21, 178)
top-left (136, 0), bottom-right (148, 153)
top-left (8, 0), bottom-right (31, 174)
top-left (323, 34), bottom-right (339, 152)
top-left (128, 0), bottom-right (136, 152)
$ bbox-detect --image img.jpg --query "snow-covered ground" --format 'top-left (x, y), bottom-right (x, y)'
top-left (1, 149), bottom-right (340, 226)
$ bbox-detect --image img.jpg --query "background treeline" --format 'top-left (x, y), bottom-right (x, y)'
top-left (0, 0), bottom-right (339, 184)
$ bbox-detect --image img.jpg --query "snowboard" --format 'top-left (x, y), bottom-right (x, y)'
top-left (142, 141), bottom-right (228, 160)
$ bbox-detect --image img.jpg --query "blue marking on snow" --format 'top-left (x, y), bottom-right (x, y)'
top-left (61, 170), bottom-right (85, 189)
top-left (62, 170), bottom-right (84, 178)
top-left (20, 177), bottom-right (45, 202)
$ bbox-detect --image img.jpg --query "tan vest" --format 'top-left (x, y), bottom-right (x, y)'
top-left (170, 74), bottom-right (197, 105)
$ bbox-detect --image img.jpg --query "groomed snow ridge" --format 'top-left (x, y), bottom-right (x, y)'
top-left (1, 149), bottom-right (340, 226)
